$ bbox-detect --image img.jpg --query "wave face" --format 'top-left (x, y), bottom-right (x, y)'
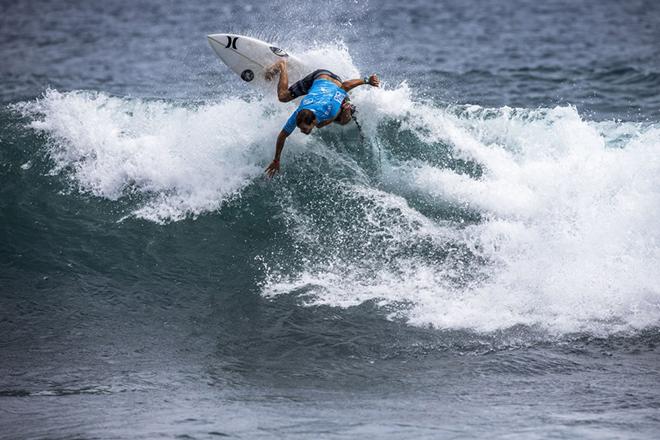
top-left (3, 1), bottom-right (660, 438)
top-left (14, 46), bottom-right (660, 336)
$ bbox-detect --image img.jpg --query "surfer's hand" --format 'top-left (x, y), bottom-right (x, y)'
top-left (368, 74), bottom-right (380, 87)
top-left (265, 159), bottom-right (280, 178)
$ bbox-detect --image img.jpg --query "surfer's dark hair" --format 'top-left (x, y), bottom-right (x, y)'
top-left (296, 109), bottom-right (316, 126)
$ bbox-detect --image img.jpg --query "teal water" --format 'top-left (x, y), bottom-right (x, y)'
top-left (2, 0), bottom-right (660, 438)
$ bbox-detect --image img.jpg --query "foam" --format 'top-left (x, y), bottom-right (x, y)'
top-left (295, 43), bottom-right (361, 81)
top-left (16, 42), bottom-right (660, 334)
top-left (263, 92), bottom-right (660, 335)
top-left (16, 44), bottom-right (367, 222)
top-left (18, 89), bottom-right (302, 222)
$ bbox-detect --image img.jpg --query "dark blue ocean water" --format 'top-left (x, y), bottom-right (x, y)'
top-left (2, 0), bottom-right (660, 438)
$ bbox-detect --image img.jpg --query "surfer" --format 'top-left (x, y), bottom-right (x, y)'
top-left (264, 59), bottom-right (380, 177)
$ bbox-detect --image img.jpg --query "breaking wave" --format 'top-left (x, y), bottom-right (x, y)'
top-left (15, 45), bottom-right (660, 335)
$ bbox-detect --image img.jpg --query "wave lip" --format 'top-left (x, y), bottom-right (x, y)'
top-left (15, 89), bottom-right (283, 222)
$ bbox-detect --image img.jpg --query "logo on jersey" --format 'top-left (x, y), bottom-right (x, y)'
top-left (333, 91), bottom-right (344, 103)
top-left (302, 98), bottom-right (314, 105)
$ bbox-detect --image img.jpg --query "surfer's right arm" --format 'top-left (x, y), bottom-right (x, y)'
top-left (265, 130), bottom-right (289, 178)
top-left (341, 74), bottom-right (380, 92)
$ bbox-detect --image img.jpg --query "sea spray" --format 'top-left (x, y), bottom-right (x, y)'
top-left (262, 90), bottom-right (660, 335)
top-left (15, 47), bottom-right (660, 335)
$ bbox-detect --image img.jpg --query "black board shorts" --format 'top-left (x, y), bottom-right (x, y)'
top-left (288, 69), bottom-right (343, 99)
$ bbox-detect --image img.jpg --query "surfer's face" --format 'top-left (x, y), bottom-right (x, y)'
top-left (296, 109), bottom-right (316, 135)
top-left (298, 121), bottom-right (315, 135)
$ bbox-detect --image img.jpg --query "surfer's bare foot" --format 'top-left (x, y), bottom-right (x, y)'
top-left (265, 60), bottom-right (286, 81)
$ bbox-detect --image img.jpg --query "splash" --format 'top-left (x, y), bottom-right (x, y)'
top-left (15, 44), bottom-right (660, 335)
top-left (15, 44), bottom-right (364, 222)
top-left (17, 89), bottom-right (286, 222)
top-left (263, 89), bottom-right (660, 335)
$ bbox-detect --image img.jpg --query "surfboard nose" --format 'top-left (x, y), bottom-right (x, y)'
top-left (207, 34), bottom-right (230, 56)
top-left (207, 34), bottom-right (225, 48)
top-left (207, 34), bottom-right (226, 44)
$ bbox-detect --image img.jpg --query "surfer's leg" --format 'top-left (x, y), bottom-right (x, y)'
top-left (266, 60), bottom-right (294, 102)
top-left (265, 60), bottom-right (295, 102)
top-left (265, 59), bottom-right (284, 80)
top-left (275, 61), bottom-right (292, 102)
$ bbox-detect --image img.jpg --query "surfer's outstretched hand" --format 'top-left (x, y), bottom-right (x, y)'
top-left (368, 74), bottom-right (380, 87)
top-left (265, 159), bottom-right (280, 178)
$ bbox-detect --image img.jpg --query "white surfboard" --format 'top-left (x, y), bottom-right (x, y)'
top-left (207, 33), bottom-right (307, 86)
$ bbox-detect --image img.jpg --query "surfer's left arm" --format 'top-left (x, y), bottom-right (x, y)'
top-left (265, 130), bottom-right (289, 178)
top-left (341, 74), bottom-right (380, 92)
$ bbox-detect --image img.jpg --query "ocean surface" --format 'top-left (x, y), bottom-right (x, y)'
top-left (2, 0), bottom-right (660, 438)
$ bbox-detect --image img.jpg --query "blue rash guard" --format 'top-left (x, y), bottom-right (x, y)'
top-left (283, 79), bottom-right (347, 135)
